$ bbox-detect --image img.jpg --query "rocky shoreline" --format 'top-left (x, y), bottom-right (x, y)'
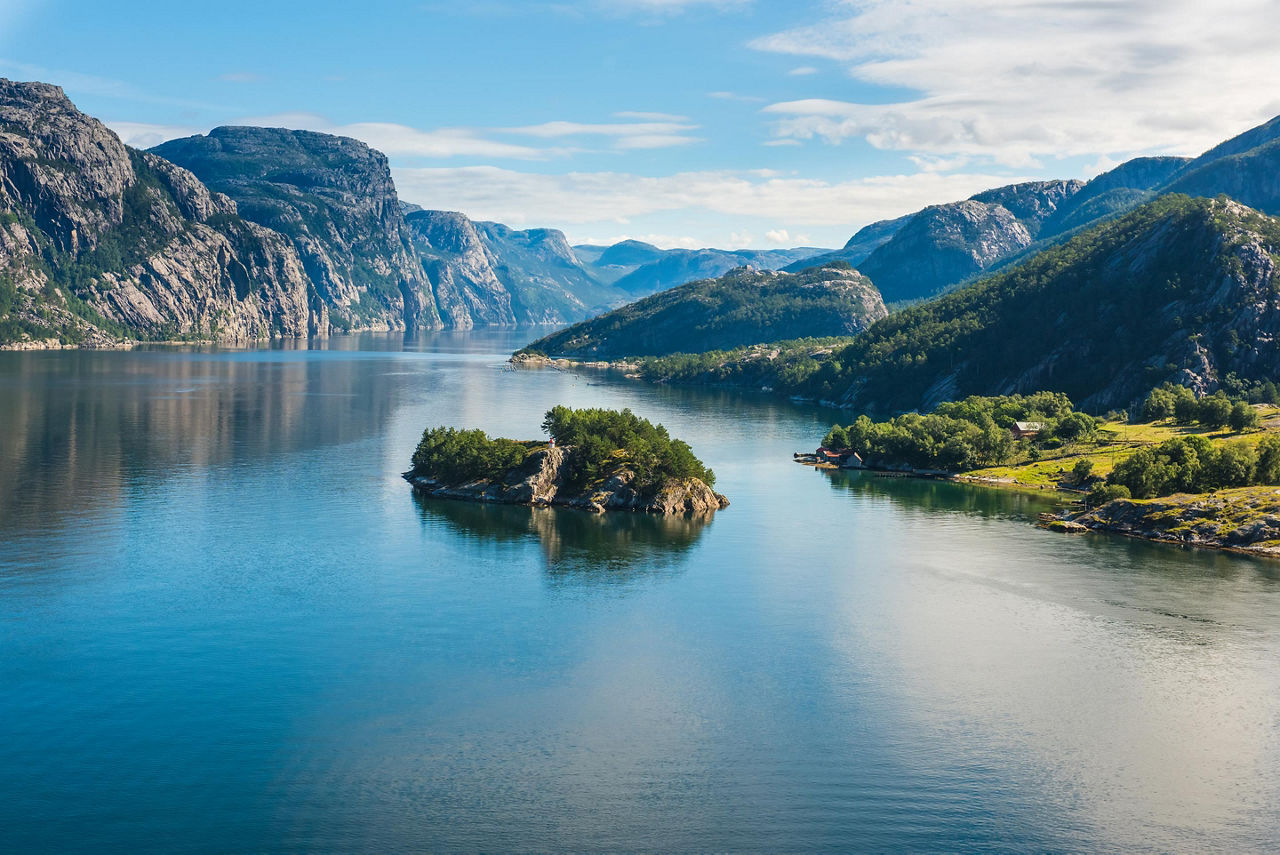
top-left (405, 445), bottom-right (729, 516)
top-left (1067, 488), bottom-right (1280, 557)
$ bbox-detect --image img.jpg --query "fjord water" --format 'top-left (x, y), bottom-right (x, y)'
top-left (1, 334), bottom-right (1278, 853)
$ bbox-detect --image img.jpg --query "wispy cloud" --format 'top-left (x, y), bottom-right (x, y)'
top-left (708, 90), bottom-right (764, 102)
top-left (751, 0), bottom-right (1280, 165)
top-left (393, 164), bottom-right (1023, 230)
top-left (0, 58), bottom-right (223, 110)
top-left (787, 66), bottom-right (819, 76)
top-left (106, 120), bottom-right (201, 149)
top-left (501, 118), bottom-right (701, 150)
top-left (236, 112), bottom-right (550, 159)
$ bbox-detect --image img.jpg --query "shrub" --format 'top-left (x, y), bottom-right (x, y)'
top-left (1072, 459), bottom-right (1095, 484)
top-left (1088, 483), bottom-right (1132, 506)
top-left (1228, 400), bottom-right (1260, 432)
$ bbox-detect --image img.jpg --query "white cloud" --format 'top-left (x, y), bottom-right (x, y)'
top-left (236, 112), bottom-right (549, 159)
top-left (606, 0), bottom-right (750, 11)
top-left (613, 111), bottom-right (690, 122)
top-left (787, 66), bottom-right (819, 76)
top-left (392, 164), bottom-right (1023, 230)
top-left (752, 0), bottom-right (1280, 164)
top-left (500, 118), bottom-right (702, 150)
top-left (106, 120), bottom-right (201, 149)
top-left (708, 91), bottom-right (764, 103)
top-left (765, 228), bottom-right (790, 242)
top-left (571, 233), bottom-right (707, 250)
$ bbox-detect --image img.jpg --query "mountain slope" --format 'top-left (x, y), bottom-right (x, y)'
top-left (521, 262), bottom-right (886, 359)
top-left (781, 215), bottom-right (910, 273)
top-left (152, 126), bottom-right (441, 331)
top-left (606, 246), bottom-right (829, 296)
top-left (644, 196), bottom-right (1280, 414)
top-left (0, 79), bottom-right (313, 346)
top-left (855, 180), bottom-right (1083, 303)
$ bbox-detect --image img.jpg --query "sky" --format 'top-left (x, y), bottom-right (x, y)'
top-left (3, 0), bottom-right (1280, 250)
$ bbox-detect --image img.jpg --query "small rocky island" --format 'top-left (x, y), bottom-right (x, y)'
top-left (405, 406), bottom-right (728, 515)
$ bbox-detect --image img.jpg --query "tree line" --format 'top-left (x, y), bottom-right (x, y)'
top-left (820, 392), bottom-right (1098, 472)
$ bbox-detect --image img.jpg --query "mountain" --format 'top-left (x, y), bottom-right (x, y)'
top-left (474, 221), bottom-right (625, 321)
top-left (405, 210), bottom-right (632, 326)
top-left (781, 215), bottom-right (910, 273)
top-left (521, 262), bottom-right (886, 360)
top-left (604, 246), bottom-right (830, 295)
top-left (152, 126), bottom-right (441, 332)
top-left (856, 180), bottom-right (1084, 304)
top-left (0, 79), bottom-right (314, 346)
top-left (636, 196), bottom-right (1280, 414)
top-left (812, 114), bottom-right (1280, 308)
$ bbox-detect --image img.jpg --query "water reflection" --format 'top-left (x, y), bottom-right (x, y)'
top-left (412, 494), bottom-right (711, 585)
top-left (822, 467), bottom-right (1061, 519)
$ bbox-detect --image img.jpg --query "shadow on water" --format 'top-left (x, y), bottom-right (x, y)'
top-left (411, 493), bottom-right (712, 587)
top-left (822, 468), bottom-right (1063, 520)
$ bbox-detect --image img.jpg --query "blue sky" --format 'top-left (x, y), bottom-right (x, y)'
top-left (4, 0), bottom-right (1279, 249)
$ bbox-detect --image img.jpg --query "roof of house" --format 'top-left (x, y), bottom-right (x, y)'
top-left (1013, 421), bottom-right (1045, 432)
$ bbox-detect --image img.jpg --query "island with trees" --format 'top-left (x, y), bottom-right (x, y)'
top-left (405, 406), bottom-right (728, 516)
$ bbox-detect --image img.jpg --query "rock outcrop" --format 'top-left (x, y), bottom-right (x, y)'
top-left (152, 126), bottom-right (441, 332)
top-left (1075, 488), bottom-right (1280, 555)
top-left (0, 78), bottom-right (313, 346)
top-left (405, 444), bottom-right (729, 515)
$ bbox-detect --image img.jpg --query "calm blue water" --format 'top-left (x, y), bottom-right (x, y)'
top-left (2, 332), bottom-right (1278, 852)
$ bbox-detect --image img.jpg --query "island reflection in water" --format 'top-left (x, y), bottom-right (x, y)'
top-left (412, 493), bottom-right (712, 585)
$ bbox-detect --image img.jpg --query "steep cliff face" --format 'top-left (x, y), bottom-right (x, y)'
top-left (404, 209), bottom-right (620, 325)
top-left (524, 262), bottom-right (887, 359)
top-left (153, 126), bottom-right (441, 332)
top-left (406, 210), bottom-right (513, 327)
top-left (858, 200), bottom-right (1033, 303)
top-left (475, 221), bottom-right (622, 322)
top-left (0, 79), bottom-right (312, 346)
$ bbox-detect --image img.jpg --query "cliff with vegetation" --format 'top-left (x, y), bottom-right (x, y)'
top-left (152, 126), bottom-right (440, 333)
top-left (405, 407), bottom-right (728, 515)
top-left (0, 79), bottom-right (314, 346)
top-left (630, 196), bottom-right (1280, 415)
top-left (520, 263), bottom-right (886, 360)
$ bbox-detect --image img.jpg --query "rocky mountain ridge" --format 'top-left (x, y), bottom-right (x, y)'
top-left (0, 79), bottom-right (314, 345)
top-left (153, 126), bottom-right (440, 332)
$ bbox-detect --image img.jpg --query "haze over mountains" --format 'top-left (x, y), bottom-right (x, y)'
top-left (0, 79), bottom-right (829, 345)
top-left (4, 69), bottom-right (1280, 388)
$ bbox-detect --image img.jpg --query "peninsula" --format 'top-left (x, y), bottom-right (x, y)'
top-left (405, 406), bottom-right (728, 515)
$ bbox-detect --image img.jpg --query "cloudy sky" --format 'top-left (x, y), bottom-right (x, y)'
top-left (3, 0), bottom-right (1279, 249)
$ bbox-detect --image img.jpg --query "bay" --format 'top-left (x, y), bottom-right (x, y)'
top-left (1, 332), bottom-right (1277, 852)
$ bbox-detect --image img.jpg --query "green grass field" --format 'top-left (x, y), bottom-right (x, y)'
top-left (959, 405), bottom-right (1280, 490)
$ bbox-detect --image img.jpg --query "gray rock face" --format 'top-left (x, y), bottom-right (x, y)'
top-left (405, 209), bottom-right (619, 326)
top-left (0, 78), bottom-right (312, 345)
top-left (858, 200), bottom-right (1034, 303)
top-left (152, 126), bottom-right (441, 332)
top-left (407, 210), bottom-right (513, 327)
top-left (781, 215), bottom-right (911, 273)
top-left (406, 445), bottom-right (729, 515)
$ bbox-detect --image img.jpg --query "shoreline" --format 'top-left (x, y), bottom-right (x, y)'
top-left (812, 459), bottom-right (1280, 559)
